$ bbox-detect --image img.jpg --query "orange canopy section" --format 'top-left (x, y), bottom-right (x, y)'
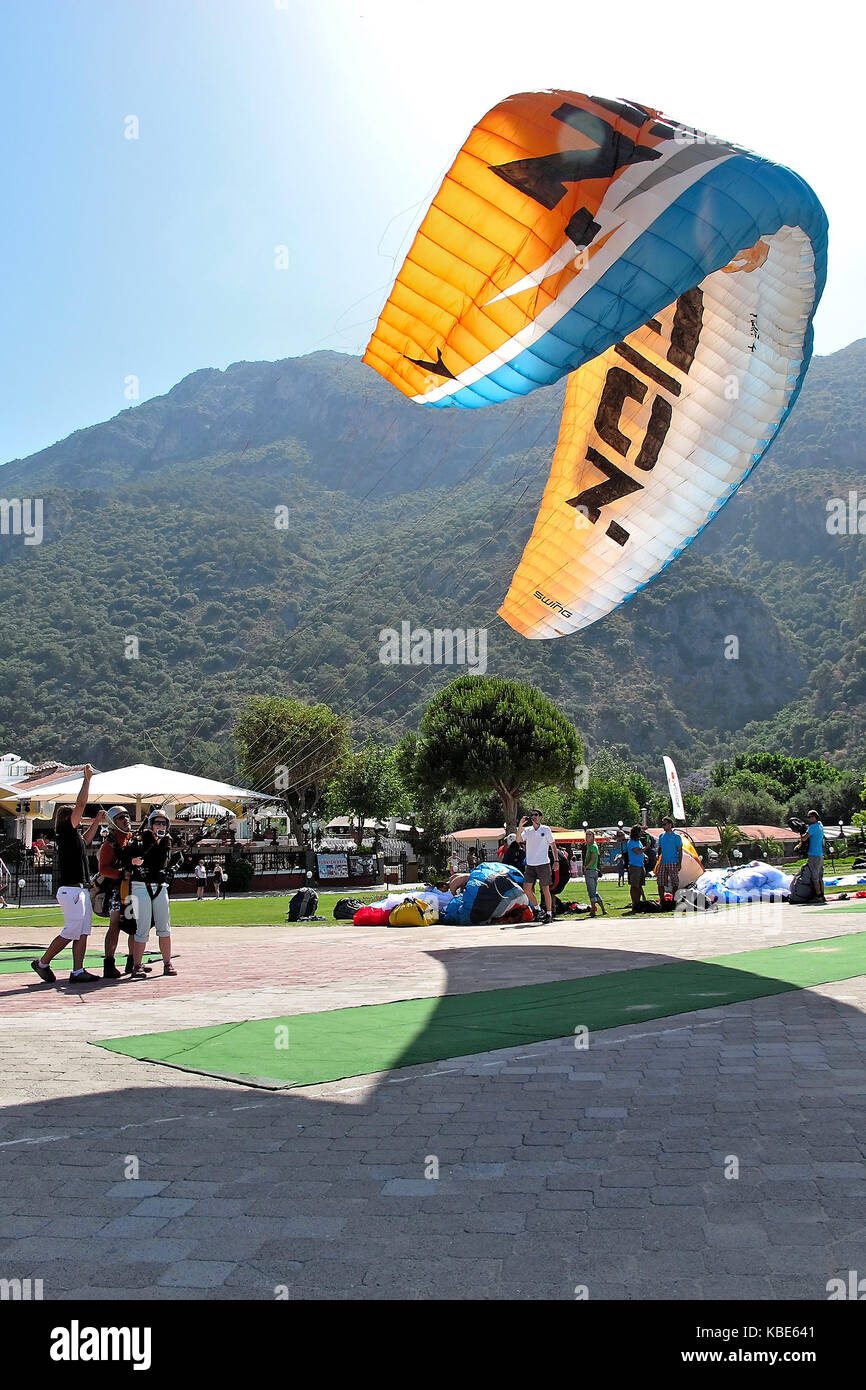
top-left (363, 92), bottom-right (667, 405)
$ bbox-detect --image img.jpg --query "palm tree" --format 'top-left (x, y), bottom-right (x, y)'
top-left (757, 834), bottom-right (782, 861)
top-left (716, 823), bottom-right (746, 867)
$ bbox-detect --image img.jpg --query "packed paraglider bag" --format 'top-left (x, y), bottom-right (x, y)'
top-left (389, 896), bottom-right (438, 928)
top-left (333, 897), bottom-right (366, 920)
top-left (788, 865), bottom-right (819, 905)
top-left (286, 887), bottom-right (319, 921)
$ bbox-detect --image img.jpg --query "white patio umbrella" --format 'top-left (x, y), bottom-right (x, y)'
top-left (17, 763), bottom-right (273, 821)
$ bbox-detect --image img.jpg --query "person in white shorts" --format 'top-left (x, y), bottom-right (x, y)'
top-left (31, 766), bottom-right (106, 985)
top-left (128, 808), bottom-right (177, 978)
top-left (194, 860), bottom-right (207, 900)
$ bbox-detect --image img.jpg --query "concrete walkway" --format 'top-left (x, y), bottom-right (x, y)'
top-left (1, 902), bottom-right (865, 1299)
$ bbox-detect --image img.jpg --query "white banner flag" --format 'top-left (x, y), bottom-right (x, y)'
top-left (663, 756), bottom-right (686, 822)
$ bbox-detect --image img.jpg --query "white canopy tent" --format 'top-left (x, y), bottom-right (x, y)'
top-left (10, 763), bottom-right (272, 820)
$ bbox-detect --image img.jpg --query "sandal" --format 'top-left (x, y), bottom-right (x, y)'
top-left (163, 963), bottom-right (178, 976)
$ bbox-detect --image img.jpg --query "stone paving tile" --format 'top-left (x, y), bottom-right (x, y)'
top-left (2, 907), bottom-right (866, 1298)
top-left (158, 1260), bottom-right (236, 1288)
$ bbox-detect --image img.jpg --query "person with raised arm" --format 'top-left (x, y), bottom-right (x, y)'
top-left (31, 766), bottom-right (104, 985)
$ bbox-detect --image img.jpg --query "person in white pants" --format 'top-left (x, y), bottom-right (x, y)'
top-left (31, 766), bottom-right (106, 985)
top-left (128, 809), bottom-right (177, 978)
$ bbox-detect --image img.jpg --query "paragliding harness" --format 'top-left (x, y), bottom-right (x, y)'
top-left (788, 864), bottom-right (819, 905)
top-left (89, 877), bottom-right (114, 919)
top-left (89, 820), bottom-right (134, 922)
top-left (677, 887), bottom-right (715, 911)
top-left (287, 887), bottom-right (319, 921)
top-left (333, 897), bottom-right (365, 921)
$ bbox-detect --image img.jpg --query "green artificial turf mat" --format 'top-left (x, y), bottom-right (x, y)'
top-left (93, 930), bottom-right (866, 1089)
top-left (2, 949), bottom-right (107, 975)
top-left (0, 947), bottom-right (162, 976)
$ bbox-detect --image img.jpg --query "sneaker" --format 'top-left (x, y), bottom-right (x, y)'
top-left (125, 957), bottom-right (151, 975)
top-left (128, 968), bottom-right (150, 980)
top-left (30, 959), bottom-right (55, 984)
top-left (69, 970), bottom-right (99, 984)
top-left (103, 958), bottom-right (122, 980)
top-left (163, 962), bottom-right (178, 976)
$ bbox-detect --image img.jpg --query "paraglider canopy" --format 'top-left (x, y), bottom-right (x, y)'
top-left (365, 91), bottom-right (827, 638)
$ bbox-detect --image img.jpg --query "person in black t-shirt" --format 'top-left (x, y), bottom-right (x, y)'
top-left (31, 766), bottom-right (105, 985)
top-left (127, 808), bottom-right (178, 978)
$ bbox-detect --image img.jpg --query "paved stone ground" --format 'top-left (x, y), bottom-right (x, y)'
top-left (1, 902), bottom-right (865, 1300)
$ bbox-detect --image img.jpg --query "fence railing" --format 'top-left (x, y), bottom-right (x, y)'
top-left (0, 840), bottom-right (415, 903)
top-left (0, 844), bottom-right (57, 904)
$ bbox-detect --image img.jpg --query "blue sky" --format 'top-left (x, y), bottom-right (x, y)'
top-left (1, 0), bottom-right (862, 463)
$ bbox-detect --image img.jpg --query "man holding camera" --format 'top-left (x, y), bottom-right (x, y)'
top-left (517, 809), bottom-right (556, 922)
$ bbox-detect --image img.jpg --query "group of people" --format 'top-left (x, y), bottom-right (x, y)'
top-left (622, 819), bottom-right (684, 909)
top-left (491, 812), bottom-right (685, 918)
top-left (30, 766), bottom-right (179, 985)
top-left (497, 811), bottom-right (609, 920)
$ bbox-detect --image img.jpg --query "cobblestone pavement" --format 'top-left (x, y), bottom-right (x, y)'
top-left (1, 903), bottom-right (865, 1300)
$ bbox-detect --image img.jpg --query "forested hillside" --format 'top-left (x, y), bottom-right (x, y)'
top-left (1, 339), bottom-right (864, 785)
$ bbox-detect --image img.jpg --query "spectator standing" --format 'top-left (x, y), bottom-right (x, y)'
top-left (614, 825), bottom-right (627, 886)
top-left (582, 829), bottom-right (606, 917)
top-left (211, 862), bottom-right (226, 899)
top-left (517, 810), bottom-right (556, 921)
top-left (656, 817), bottom-right (683, 905)
top-left (800, 811), bottom-right (826, 903)
top-left (98, 806), bottom-right (135, 978)
top-left (194, 859), bottom-right (207, 900)
top-left (31, 766), bottom-right (104, 984)
top-left (625, 825), bottom-right (646, 911)
top-left (500, 834), bottom-right (525, 872)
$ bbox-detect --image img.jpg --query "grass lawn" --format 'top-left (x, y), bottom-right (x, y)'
top-left (4, 856), bottom-right (861, 933)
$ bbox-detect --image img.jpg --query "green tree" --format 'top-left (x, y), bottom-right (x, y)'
top-left (646, 791), bottom-right (672, 826)
top-left (683, 792), bottom-right (703, 823)
top-left (787, 771), bottom-right (864, 824)
top-left (567, 777), bottom-right (640, 830)
top-left (722, 768), bottom-right (789, 806)
top-left (326, 741), bottom-right (404, 847)
top-left (407, 676), bottom-right (583, 833)
top-left (703, 785), bottom-right (785, 826)
top-left (530, 784), bottom-right (571, 828)
top-left (625, 770), bottom-right (653, 810)
top-left (234, 695), bottom-right (350, 846)
top-left (713, 753), bottom-right (841, 797)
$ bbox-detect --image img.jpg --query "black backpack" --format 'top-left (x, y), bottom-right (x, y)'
top-left (287, 887), bottom-right (319, 921)
top-left (333, 897), bottom-right (365, 920)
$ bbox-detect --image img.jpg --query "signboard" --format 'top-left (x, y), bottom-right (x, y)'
top-left (348, 855), bottom-right (377, 878)
top-left (663, 755), bottom-right (686, 822)
top-left (316, 853), bottom-right (348, 880)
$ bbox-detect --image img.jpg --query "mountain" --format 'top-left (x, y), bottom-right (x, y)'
top-left (1, 339), bottom-right (864, 786)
